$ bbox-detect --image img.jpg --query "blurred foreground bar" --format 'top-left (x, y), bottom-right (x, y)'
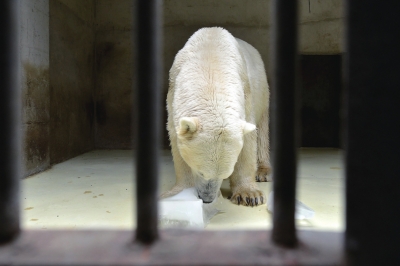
top-left (270, 0), bottom-right (299, 247)
top-left (0, 0), bottom-right (21, 244)
top-left (134, 0), bottom-right (163, 244)
top-left (344, 0), bottom-right (400, 264)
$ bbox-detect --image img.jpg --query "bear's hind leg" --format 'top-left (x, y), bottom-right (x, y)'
top-left (256, 108), bottom-right (272, 182)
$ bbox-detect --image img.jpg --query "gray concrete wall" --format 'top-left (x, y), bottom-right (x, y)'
top-left (95, 0), bottom-right (134, 149)
top-left (20, 0), bottom-right (50, 177)
top-left (92, 0), bottom-right (343, 151)
top-left (164, 0), bottom-right (343, 76)
top-left (299, 0), bottom-right (343, 54)
top-left (20, 0), bottom-right (97, 176)
top-left (93, 0), bottom-right (343, 151)
top-left (93, 0), bottom-right (343, 149)
top-left (49, 0), bottom-right (96, 164)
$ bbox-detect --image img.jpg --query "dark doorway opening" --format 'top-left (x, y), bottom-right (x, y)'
top-left (300, 55), bottom-right (342, 148)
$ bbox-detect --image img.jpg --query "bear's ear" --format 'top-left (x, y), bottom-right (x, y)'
top-left (177, 117), bottom-right (199, 136)
top-left (242, 121), bottom-right (256, 135)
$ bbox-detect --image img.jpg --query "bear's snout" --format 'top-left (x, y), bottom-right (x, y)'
top-left (198, 192), bottom-right (216, 204)
top-left (195, 179), bottom-right (222, 204)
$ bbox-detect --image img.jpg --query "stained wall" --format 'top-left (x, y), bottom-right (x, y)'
top-left (21, 0), bottom-right (96, 176)
top-left (94, 0), bottom-right (344, 149)
top-left (95, 0), bottom-right (134, 149)
top-left (20, 0), bottom-right (50, 177)
top-left (21, 0), bottom-right (344, 177)
top-left (49, 0), bottom-right (96, 164)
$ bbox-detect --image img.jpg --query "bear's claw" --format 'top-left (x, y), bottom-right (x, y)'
top-left (230, 188), bottom-right (265, 207)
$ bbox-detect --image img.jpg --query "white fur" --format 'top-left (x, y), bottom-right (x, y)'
top-left (162, 27), bottom-right (271, 206)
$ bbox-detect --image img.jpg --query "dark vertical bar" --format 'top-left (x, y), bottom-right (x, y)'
top-left (344, 1), bottom-right (400, 265)
top-left (0, 0), bottom-right (21, 243)
top-left (134, 0), bottom-right (162, 244)
top-left (270, 0), bottom-right (299, 247)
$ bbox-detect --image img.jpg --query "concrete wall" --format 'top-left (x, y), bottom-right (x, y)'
top-left (20, 0), bottom-right (97, 176)
top-left (49, 0), bottom-right (96, 164)
top-left (20, 0), bottom-right (343, 175)
top-left (299, 0), bottom-right (343, 54)
top-left (95, 0), bottom-right (134, 149)
top-left (20, 0), bottom-right (50, 177)
top-left (164, 0), bottom-right (343, 75)
top-left (92, 0), bottom-right (343, 149)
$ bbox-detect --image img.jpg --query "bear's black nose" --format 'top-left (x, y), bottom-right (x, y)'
top-left (198, 193), bottom-right (215, 203)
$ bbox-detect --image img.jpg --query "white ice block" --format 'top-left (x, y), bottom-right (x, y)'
top-left (159, 188), bottom-right (221, 228)
top-left (266, 191), bottom-right (315, 220)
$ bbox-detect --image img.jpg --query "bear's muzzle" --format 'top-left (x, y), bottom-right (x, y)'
top-left (195, 179), bottom-right (223, 204)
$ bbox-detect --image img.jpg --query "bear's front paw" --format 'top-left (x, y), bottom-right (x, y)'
top-left (256, 166), bottom-right (272, 182)
top-left (230, 187), bottom-right (265, 207)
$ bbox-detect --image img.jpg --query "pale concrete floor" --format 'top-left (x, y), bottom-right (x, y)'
top-left (21, 148), bottom-right (344, 231)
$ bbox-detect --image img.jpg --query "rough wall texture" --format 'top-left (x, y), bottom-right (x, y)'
top-left (299, 0), bottom-right (343, 54)
top-left (75, 0), bottom-right (342, 149)
top-left (95, 0), bottom-right (134, 149)
top-left (93, 0), bottom-right (343, 149)
top-left (49, 0), bottom-right (96, 164)
top-left (20, 0), bottom-right (50, 177)
top-left (164, 0), bottom-right (343, 74)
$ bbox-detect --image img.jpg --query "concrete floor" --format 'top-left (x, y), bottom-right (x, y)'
top-left (21, 148), bottom-right (344, 231)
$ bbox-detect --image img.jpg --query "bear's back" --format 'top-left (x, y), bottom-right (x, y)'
top-left (170, 28), bottom-right (247, 118)
top-left (168, 27), bottom-right (268, 131)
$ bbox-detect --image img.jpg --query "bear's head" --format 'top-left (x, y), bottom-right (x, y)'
top-left (176, 116), bottom-right (256, 203)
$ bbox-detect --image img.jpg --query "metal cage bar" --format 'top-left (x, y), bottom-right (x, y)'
top-left (0, 0), bottom-right (21, 244)
top-left (134, 0), bottom-right (163, 244)
top-left (344, 0), bottom-right (400, 264)
top-left (270, 0), bottom-right (299, 247)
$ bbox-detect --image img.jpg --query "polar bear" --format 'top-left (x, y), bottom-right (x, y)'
top-left (162, 27), bottom-right (271, 206)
